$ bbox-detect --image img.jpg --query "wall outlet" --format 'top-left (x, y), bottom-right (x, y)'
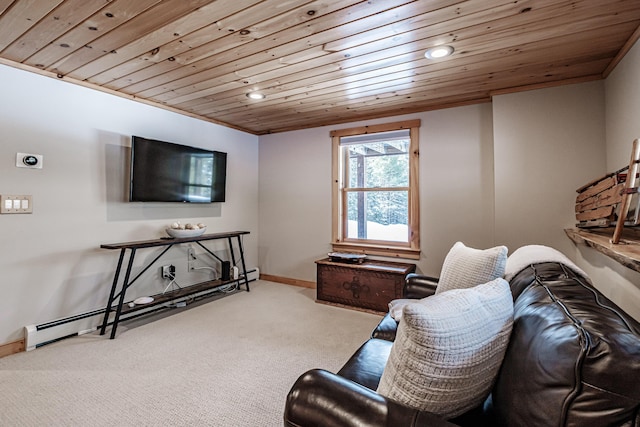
top-left (187, 245), bottom-right (196, 270)
top-left (161, 265), bottom-right (175, 279)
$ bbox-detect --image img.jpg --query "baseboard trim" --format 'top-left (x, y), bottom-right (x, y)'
top-left (0, 339), bottom-right (25, 358)
top-left (259, 274), bottom-right (316, 289)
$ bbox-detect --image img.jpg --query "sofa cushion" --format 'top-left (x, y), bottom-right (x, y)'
top-left (387, 298), bottom-right (415, 321)
top-left (490, 262), bottom-right (640, 427)
top-left (436, 242), bottom-right (508, 294)
top-left (377, 278), bottom-right (514, 419)
top-left (504, 244), bottom-right (588, 282)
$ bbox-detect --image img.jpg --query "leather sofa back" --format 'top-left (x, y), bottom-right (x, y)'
top-left (488, 262), bottom-right (640, 426)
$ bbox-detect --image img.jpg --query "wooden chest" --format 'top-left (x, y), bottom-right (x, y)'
top-left (315, 258), bottom-right (416, 313)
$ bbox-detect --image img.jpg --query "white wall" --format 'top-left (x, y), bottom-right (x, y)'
top-left (258, 103), bottom-right (496, 281)
top-left (582, 38), bottom-right (640, 319)
top-left (5, 38), bottom-right (640, 345)
top-left (493, 81), bottom-right (606, 253)
top-left (606, 40), bottom-right (640, 169)
top-left (491, 81), bottom-right (640, 319)
top-left (258, 126), bottom-right (332, 280)
top-left (419, 104), bottom-right (496, 273)
top-left (0, 64), bottom-right (259, 344)
top-left (258, 80), bottom-right (640, 321)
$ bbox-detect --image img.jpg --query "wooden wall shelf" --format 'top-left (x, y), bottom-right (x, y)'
top-left (565, 227), bottom-right (640, 273)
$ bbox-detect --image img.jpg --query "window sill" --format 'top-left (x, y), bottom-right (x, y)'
top-left (565, 227), bottom-right (640, 273)
top-left (331, 242), bottom-right (420, 260)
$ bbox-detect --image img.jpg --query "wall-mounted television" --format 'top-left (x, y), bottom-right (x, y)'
top-left (129, 136), bottom-right (227, 203)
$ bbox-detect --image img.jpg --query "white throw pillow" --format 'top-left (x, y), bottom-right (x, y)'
top-left (388, 298), bottom-right (415, 321)
top-left (435, 242), bottom-right (508, 294)
top-left (377, 278), bottom-right (514, 419)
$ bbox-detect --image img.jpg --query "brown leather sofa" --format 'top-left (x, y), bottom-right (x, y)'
top-left (284, 262), bottom-right (640, 426)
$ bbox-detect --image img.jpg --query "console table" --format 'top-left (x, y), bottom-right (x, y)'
top-left (100, 231), bottom-right (250, 339)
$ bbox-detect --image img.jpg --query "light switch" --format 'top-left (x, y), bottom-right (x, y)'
top-left (0, 195), bottom-right (33, 214)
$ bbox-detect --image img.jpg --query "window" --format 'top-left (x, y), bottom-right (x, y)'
top-left (331, 120), bottom-right (420, 259)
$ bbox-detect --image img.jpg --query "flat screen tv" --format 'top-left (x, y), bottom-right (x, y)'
top-left (129, 136), bottom-right (227, 203)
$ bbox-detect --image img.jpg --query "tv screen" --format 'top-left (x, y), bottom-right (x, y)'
top-left (129, 136), bottom-right (227, 203)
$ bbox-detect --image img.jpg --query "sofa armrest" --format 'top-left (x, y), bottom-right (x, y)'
top-left (371, 312), bottom-right (398, 341)
top-left (284, 369), bottom-right (458, 427)
top-left (404, 273), bottom-right (439, 299)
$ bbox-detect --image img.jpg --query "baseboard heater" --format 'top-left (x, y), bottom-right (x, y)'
top-left (24, 269), bottom-right (259, 351)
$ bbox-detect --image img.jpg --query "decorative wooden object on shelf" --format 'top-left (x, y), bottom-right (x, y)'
top-left (574, 174), bottom-right (623, 227)
top-left (315, 258), bottom-right (416, 313)
top-left (574, 139), bottom-right (640, 244)
top-left (613, 140), bottom-right (640, 243)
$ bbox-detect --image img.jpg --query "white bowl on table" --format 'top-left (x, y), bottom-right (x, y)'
top-left (166, 227), bottom-right (206, 238)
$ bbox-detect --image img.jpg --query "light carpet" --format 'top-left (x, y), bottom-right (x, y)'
top-left (0, 281), bottom-right (381, 426)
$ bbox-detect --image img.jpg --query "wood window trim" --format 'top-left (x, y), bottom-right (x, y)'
top-left (331, 119), bottom-right (421, 260)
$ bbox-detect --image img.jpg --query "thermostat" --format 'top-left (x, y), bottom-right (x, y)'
top-left (16, 153), bottom-right (43, 169)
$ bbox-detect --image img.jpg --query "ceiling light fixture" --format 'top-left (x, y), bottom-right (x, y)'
top-left (246, 92), bottom-right (265, 100)
top-left (424, 45), bottom-right (454, 59)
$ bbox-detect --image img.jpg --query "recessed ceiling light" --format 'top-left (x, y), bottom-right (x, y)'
top-left (424, 45), bottom-right (454, 59)
top-left (246, 92), bottom-right (265, 100)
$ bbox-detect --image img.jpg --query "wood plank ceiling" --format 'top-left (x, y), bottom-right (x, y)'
top-left (1, 0), bottom-right (639, 135)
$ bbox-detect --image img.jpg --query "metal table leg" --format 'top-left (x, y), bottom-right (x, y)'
top-left (109, 248), bottom-right (137, 339)
top-left (237, 235), bottom-right (250, 291)
top-left (100, 248), bottom-right (126, 336)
